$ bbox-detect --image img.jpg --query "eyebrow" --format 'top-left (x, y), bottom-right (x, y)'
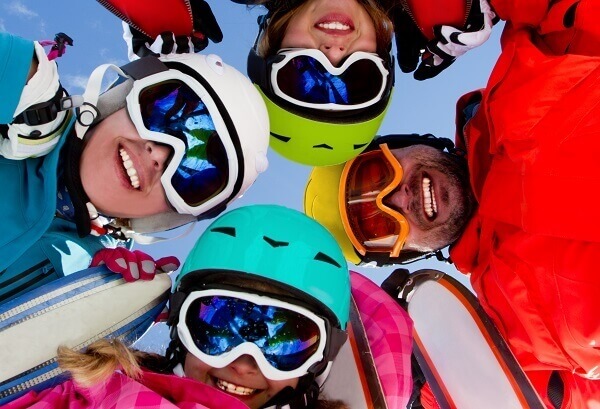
top-left (314, 252), bottom-right (342, 268)
top-left (210, 227), bottom-right (236, 237)
top-left (263, 236), bottom-right (289, 248)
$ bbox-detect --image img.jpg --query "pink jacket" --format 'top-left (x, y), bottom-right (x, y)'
top-left (7, 272), bottom-right (412, 409)
top-left (5, 370), bottom-right (250, 409)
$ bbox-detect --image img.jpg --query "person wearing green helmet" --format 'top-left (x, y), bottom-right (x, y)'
top-left (244, 0), bottom-right (396, 166)
top-left (235, 0), bottom-right (497, 166)
top-left (47, 205), bottom-right (351, 409)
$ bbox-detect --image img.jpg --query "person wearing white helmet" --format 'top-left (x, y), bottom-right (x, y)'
top-left (0, 30), bottom-right (269, 304)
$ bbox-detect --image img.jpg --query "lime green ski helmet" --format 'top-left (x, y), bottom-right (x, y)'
top-left (247, 14), bottom-right (395, 167)
top-left (173, 204), bottom-right (350, 329)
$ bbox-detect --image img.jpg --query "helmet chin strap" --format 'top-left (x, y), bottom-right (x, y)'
top-left (262, 375), bottom-right (321, 409)
top-left (262, 362), bottom-right (334, 409)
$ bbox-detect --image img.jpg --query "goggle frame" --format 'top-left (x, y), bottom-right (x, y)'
top-left (177, 289), bottom-right (329, 381)
top-left (269, 48), bottom-right (391, 111)
top-left (339, 143), bottom-right (410, 258)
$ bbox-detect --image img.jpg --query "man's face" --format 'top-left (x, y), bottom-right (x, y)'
top-left (385, 145), bottom-right (472, 251)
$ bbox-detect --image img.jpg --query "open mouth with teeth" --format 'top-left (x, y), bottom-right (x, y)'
top-left (422, 175), bottom-right (437, 220)
top-left (119, 147), bottom-right (140, 190)
top-left (316, 21), bottom-right (351, 31)
top-left (315, 14), bottom-right (354, 34)
top-left (214, 377), bottom-right (261, 397)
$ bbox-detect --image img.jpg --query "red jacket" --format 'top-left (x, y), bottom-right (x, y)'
top-left (450, 0), bottom-right (600, 406)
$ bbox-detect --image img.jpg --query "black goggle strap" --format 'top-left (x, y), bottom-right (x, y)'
top-left (369, 133), bottom-right (457, 154)
top-left (247, 14), bottom-right (271, 90)
top-left (120, 55), bottom-right (169, 81)
top-left (12, 85), bottom-right (80, 127)
top-left (262, 377), bottom-right (320, 409)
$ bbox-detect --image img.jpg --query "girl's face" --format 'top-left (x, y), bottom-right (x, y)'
top-left (79, 108), bottom-right (173, 218)
top-left (184, 353), bottom-right (299, 409)
top-left (281, 0), bottom-right (378, 66)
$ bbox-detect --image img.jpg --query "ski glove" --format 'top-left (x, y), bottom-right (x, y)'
top-left (39, 32), bottom-right (73, 61)
top-left (91, 248), bottom-right (180, 282)
top-left (414, 0), bottom-right (497, 80)
top-left (124, 0), bottom-right (223, 61)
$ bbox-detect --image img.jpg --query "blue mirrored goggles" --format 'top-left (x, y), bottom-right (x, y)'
top-left (270, 49), bottom-right (391, 111)
top-left (137, 80), bottom-right (230, 209)
top-left (177, 290), bottom-right (328, 380)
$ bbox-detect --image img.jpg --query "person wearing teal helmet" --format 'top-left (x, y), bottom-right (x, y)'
top-left (166, 204), bottom-right (350, 409)
top-left (51, 205), bottom-right (349, 409)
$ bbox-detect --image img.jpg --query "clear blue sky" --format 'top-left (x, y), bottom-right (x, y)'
top-left (1, 1), bottom-right (503, 350)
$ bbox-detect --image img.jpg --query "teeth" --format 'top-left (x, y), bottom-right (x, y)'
top-left (422, 177), bottom-right (437, 218)
top-left (317, 21), bottom-right (350, 30)
top-left (216, 379), bottom-right (257, 396)
top-left (119, 148), bottom-right (140, 189)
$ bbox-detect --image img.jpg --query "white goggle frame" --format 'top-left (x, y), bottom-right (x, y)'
top-left (126, 70), bottom-right (239, 216)
top-left (177, 289), bottom-right (328, 381)
top-left (270, 48), bottom-right (390, 111)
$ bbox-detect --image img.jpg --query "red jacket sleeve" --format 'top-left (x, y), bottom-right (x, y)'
top-left (490, 0), bottom-right (550, 27)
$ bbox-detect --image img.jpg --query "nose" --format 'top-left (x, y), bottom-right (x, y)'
top-left (385, 184), bottom-right (411, 215)
top-left (145, 141), bottom-right (172, 172)
top-left (319, 44), bottom-right (347, 67)
top-left (229, 355), bottom-right (260, 376)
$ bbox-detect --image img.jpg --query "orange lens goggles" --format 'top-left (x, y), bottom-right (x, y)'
top-left (339, 143), bottom-right (409, 258)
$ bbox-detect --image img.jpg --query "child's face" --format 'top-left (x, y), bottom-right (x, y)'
top-left (79, 109), bottom-right (173, 218)
top-left (281, 0), bottom-right (377, 67)
top-left (184, 353), bottom-right (299, 409)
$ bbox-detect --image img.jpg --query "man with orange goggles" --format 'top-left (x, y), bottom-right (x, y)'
top-left (304, 133), bottom-right (474, 267)
top-left (307, 0), bottom-right (600, 407)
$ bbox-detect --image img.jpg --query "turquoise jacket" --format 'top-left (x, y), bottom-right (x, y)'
top-left (0, 33), bottom-right (121, 303)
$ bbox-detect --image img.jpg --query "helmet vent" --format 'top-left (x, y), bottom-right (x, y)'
top-left (263, 236), bottom-right (288, 248)
top-left (353, 143), bottom-right (368, 150)
top-left (210, 226), bottom-right (236, 237)
top-left (313, 143), bottom-right (333, 150)
top-left (270, 132), bottom-right (290, 142)
top-left (314, 252), bottom-right (342, 268)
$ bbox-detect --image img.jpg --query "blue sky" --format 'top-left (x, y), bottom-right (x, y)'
top-left (1, 1), bottom-right (503, 349)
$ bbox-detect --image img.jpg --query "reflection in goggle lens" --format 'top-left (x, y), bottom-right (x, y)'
top-left (277, 56), bottom-right (384, 105)
top-left (139, 81), bottom-right (229, 207)
top-left (186, 296), bottom-right (321, 371)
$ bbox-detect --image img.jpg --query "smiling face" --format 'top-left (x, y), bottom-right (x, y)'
top-left (385, 145), bottom-right (474, 251)
top-left (280, 0), bottom-right (378, 66)
top-left (79, 108), bottom-right (173, 218)
top-left (184, 351), bottom-right (298, 409)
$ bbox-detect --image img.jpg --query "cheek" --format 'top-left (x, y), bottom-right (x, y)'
top-left (184, 354), bottom-right (213, 383)
top-left (280, 11), bottom-right (316, 49)
top-left (281, 27), bottom-right (315, 49)
top-left (356, 27), bottom-right (377, 53)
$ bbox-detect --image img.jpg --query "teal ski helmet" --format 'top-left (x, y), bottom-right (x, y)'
top-left (172, 204), bottom-right (350, 328)
top-left (167, 204), bottom-right (350, 408)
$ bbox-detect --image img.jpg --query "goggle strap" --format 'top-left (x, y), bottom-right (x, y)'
top-left (168, 290), bottom-right (190, 328)
top-left (74, 63), bottom-right (128, 139)
top-left (120, 55), bottom-right (169, 80)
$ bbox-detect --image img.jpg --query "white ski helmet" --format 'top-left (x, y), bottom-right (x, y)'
top-left (65, 53), bottom-right (269, 240)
